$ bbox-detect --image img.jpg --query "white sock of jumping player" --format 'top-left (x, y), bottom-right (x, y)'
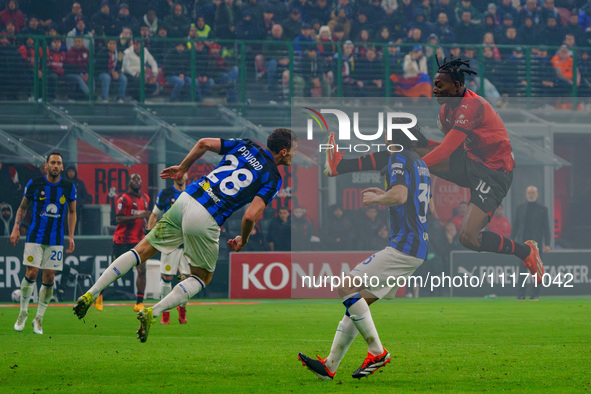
top-left (152, 275), bottom-right (204, 318)
top-left (19, 276), bottom-right (35, 315)
top-left (36, 282), bottom-right (53, 320)
top-left (160, 278), bottom-right (172, 300)
top-left (343, 293), bottom-right (383, 356)
top-left (88, 250), bottom-right (141, 300)
top-left (325, 313), bottom-right (359, 373)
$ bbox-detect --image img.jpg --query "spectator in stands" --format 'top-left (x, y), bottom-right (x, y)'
top-left (518, 15), bottom-right (539, 46)
top-left (552, 44), bottom-right (581, 93)
top-left (538, 16), bottom-right (565, 47)
top-left (482, 45), bottom-right (503, 87)
top-left (563, 33), bottom-right (577, 50)
top-left (191, 39), bottom-right (215, 100)
top-left (195, 16), bottom-right (211, 38)
top-left (541, 0), bottom-right (562, 25)
top-left (66, 16), bottom-right (93, 50)
top-left (500, 13), bottom-right (515, 32)
top-left (464, 45), bottom-right (503, 101)
top-left (332, 24), bottom-right (346, 43)
top-left (150, 26), bottom-right (170, 66)
top-left (92, 0), bottom-right (117, 38)
top-left (140, 8), bottom-right (159, 37)
top-left (163, 41), bottom-right (192, 101)
top-left (432, 0), bottom-right (456, 27)
top-left (397, 0), bottom-right (415, 22)
top-left (498, 0), bottom-right (518, 24)
top-left (65, 164), bottom-right (92, 232)
top-left (21, 15), bottom-right (44, 37)
top-left (293, 46), bottom-right (330, 97)
top-left (512, 185), bottom-right (551, 300)
top-left (64, 36), bottom-right (90, 99)
top-left (291, 205), bottom-right (314, 250)
top-left (0, 202), bottom-right (14, 236)
top-left (46, 37), bottom-right (65, 99)
top-left (386, 41), bottom-right (404, 76)
top-left (577, 50), bottom-right (591, 95)
top-left (208, 42), bottom-right (239, 102)
top-left (455, 0), bottom-right (481, 25)
top-left (0, 0), bottom-right (26, 32)
top-left (243, 0), bottom-right (265, 24)
top-left (403, 45), bottom-right (428, 78)
top-left (321, 205), bottom-right (354, 251)
top-left (518, 0), bottom-right (542, 27)
top-left (433, 12), bottom-right (457, 43)
top-left (267, 206), bottom-right (291, 251)
top-left (122, 39), bottom-right (159, 99)
top-left (367, 0), bottom-right (388, 28)
top-left (0, 158), bottom-right (20, 212)
top-left (0, 20), bottom-right (16, 45)
top-left (482, 12), bottom-right (501, 39)
top-left (451, 201), bottom-right (468, 232)
top-left (357, 206), bottom-right (386, 250)
top-left (309, 0), bottom-right (331, 25)
top-left (499, 26), bottom-right (518, 58)
top-left (350, 10), bottom-right (372, 41)
top-left (354, 29), bottom-right (371, 59)
top-left (375, 26), bottom-right (392, 46)
top-left (317, 25), bottom-right (334, 61)
top-left (236, 8), bottom-right (265, 40)
top-left (487, 205), bottom-right (511, 238)
top-left (17, 36), bottom-right (43, 97)
top-left (403, 26), bottom-right (424, 46)
top-left (282, 7), bottom-right (303, 40)
top-left (565, 10), bottom-right (584, 45)
top-left (138, 25), bottom-right (152, 49)
top-left (335, 40), bottom-right (357, 95)
top-left (256, 24), bottom-right (290, 97)
top-left (163, 2), bottom-right (191, 38)
top-left (437, 221), bottom-right (463, 269)
top-left (115, 3), bottom-right (138, 33)
top-left (96, 39), bottom-right (127, 102)
top-left (482, 32), bottom-right (502, 59)
top-left (455, 10), bottom-right (482, 44)
top-left (530, 46), bottom-right (557, 95)
top-left (214, 0), bottom-right (239, 39)
top-left (117, 26), bottom-right (133, 56)
top-left (293, 22), bottom-right (316, 55)
top-left (409, 8), bottom-right (433, 37)
top-left (61, 2), bottom-right (83, 35)
top-left (262, 6), bottom-right (276, 38)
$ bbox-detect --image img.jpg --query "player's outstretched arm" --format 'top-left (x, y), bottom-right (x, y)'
top-left (421, 129), bottom-right (466, 167)
top-left (161, 138), bottom-right (222, 181)
top-left (330, 150), bottom-right (391, 176)
top-left (228, 196), bottom-right (267, 252)
top-left (10, 196), bottom-right (29, 246)
top-left (362, 185), bottom-right (408, 207)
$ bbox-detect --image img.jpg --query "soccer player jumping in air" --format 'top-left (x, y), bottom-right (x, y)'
top-left (299, 134), bottom-right (431, 380)
top-left (324, 56), bottom-right (544, 283)
top-left (74, 129), bottom-right (296, 343)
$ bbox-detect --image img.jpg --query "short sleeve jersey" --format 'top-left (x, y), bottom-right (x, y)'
top-left (113, 192), bottom-right (150, 244)
top-left (185, 138), bottom-right (283, 226)
top-left (438, 89), bottom-right (515, 172)
top-left (24, 176), bottom-right (77, 246)
top-left (386, 150), bottom-right (431, 260)
top-left (155, 184), bottom-right (183, 213)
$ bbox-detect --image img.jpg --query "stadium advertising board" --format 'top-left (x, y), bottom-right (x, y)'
top-left (450, 251), bottom-right (591, 296)
top-left (229, 252), bottom-right (406, 299)
top-left (0, 237), bottom-right (136, 301)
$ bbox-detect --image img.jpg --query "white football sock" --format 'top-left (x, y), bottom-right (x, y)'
top-left (160, 278), bottom-right (172, 300)
top-left (19, 276), bottom-right (35, 314)
top-left (36, 282), bottom-right (53, 319)
top-left (152, 276), bottom-right (204, 317)
top-left (179, 274), bottom-right (190, 308)
top-left (346, 297), bottom-right (383, 356)
top-left (88, 250), bottom-right (140, 299)
top-left (325, 314), bottom-right (359, 373)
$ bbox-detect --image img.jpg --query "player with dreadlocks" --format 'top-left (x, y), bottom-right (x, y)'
top-left (416, 55), bottom-right (544, 281)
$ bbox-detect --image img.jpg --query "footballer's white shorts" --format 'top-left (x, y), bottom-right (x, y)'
top-left (160, 247), bottom-right (191, 276)
top-left (145, 193), bottom-right (220, 272)
top-left (349, 246), bottom-right (423, 299)
top-left (23, 243), bottom-right (64, 271)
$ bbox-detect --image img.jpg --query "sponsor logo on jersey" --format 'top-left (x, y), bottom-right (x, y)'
top-left (199, 179), bottom-right (221, 203)
top-left (41, 203), bottom-right (60, 218)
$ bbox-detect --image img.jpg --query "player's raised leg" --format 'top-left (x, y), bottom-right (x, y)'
top-left (458, 203), bottom-right (544, 283)
top-left (73, 238), bottom-right (159, 319)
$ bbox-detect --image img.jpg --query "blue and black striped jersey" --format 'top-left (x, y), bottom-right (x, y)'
top-left (24, 176), bottom-right (77, 246)
top-left (155, 184), bottom-right (183, 213)
top-left (386, 150), bottom-right (431, 260)
top-left (185, 138), bottom-right (283, 226)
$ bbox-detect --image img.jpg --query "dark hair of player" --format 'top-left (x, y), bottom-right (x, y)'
top-left (46, 151), bottom-right (63, 162)
top-left (267, 128), bottom-right (297, 154)
top-left (436, 56), bottom-right (477, 85)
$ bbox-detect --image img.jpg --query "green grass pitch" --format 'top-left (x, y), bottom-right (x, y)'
top-left (1, 297), bottom-right (590, 392)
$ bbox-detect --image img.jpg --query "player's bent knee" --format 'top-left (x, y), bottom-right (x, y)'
top-left (458, 231), bottom-right (480, 251)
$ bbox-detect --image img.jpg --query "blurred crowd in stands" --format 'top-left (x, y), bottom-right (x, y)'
top-left (0, 0), bottom-right (590, 102)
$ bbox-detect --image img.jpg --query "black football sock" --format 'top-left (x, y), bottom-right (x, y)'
top-left (480, 231), bottom-right (530, 260)
top-left (136, 293), bottom-right (144, 304)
